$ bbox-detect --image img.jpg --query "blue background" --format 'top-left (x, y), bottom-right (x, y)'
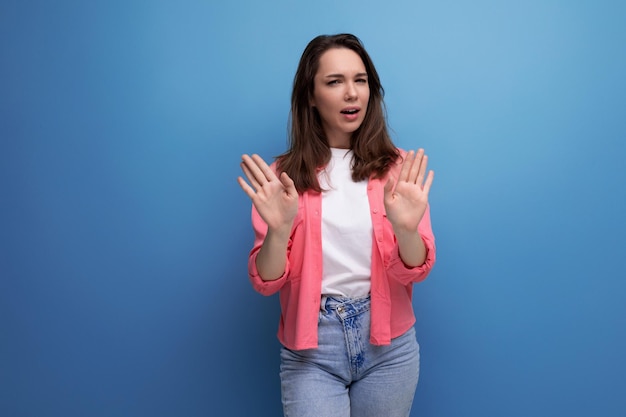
top-left (2, 1), bottom-right (625, 416)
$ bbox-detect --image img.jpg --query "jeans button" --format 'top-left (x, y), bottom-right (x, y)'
top-left (337, 306), bottom-right (344, 313)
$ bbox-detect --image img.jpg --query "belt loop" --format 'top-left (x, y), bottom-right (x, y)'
top-left (320, 295), bottom-right (329, 314)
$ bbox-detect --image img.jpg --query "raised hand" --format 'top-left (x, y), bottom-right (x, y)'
top-left (238, 154), bottom-right (299, 232)
top-left (384, 149), bottom-right (434, 233)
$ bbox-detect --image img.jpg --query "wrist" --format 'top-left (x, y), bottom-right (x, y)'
top-left (393, 228), bottom-right (426, 268)
top-left (391, 223), bottom-right (419, 239)
top-left (266, 222), bottom-right (293, 240)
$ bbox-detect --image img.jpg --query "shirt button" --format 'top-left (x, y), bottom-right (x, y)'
top-left (373, 209), bottom-right (378, 214)
top-left (337, 306), bottom-right (345, 313)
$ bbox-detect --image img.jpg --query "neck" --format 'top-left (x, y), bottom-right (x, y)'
top-left (326, 132), bottom-right (351, 149)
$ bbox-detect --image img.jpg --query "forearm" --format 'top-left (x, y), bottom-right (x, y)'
top-left (394, 227), bottom-right (427, 268)
top-left (255, 226), bottom-right (291, 281)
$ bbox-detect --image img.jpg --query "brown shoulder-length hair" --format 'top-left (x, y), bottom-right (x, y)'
top-left (276, 33), bottom-right (400, 193)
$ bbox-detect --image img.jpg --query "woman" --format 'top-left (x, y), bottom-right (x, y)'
top-left (238, 33), bottom-right (436, 417)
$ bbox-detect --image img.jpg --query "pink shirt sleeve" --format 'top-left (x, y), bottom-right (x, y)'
top-left (380, 149), bottom-right (436, 285)
top-left (385, 203), bottom-right (436, 285)
top-left (247, 204), bottom-right (291, 296)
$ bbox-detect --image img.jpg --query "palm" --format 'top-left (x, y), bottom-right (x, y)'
top-left (384, 149), bottom-right (434, 232)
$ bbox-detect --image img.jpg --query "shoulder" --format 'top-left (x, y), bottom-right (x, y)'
top-left (268, 160), bottom-right (280, 175)
top-left (387, 147), bottom-right (407, 175)
top-left (395, 147), bottom-right (408, 160)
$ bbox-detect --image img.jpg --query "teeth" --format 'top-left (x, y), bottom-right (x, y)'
top-left (342, 109), bottom-right (358, 114)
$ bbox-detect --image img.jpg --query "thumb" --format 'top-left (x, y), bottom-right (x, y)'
top-left (279, 172), bottom-right (297, 196)
top-left (384, 175), bottom-right (395, 199)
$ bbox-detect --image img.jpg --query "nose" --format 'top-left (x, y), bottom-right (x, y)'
top-left (345, 81), bottom-right (357, 101)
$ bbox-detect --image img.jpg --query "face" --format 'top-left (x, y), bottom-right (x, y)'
top-left (311, 47), bottom-right (370, 148)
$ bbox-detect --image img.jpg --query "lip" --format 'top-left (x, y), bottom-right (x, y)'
top-left (340, 106), bottom-right (361, 121)
top-left (340, 106), bottom-right (361, 114)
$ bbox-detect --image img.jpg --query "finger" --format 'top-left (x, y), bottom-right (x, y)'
top-left (398, 150), bottom-right (415, 183)
top-left (279, 172), bottom-right (297, 196)
top-left (240, 154), bottom-right (266, 186)
top-left (240, 161), bottom-right (262, 191)
top-left (383, 175), bottom-right (395, 199)
top-left (241, 154), bottom-right (273, 186)
top-left (408, 149), bottom-right (425, 184)
top-left (237, 176), bottom-right (257, 200)
top-left (251, 154), bottom-right (278, 182)
top-left (422, 170), bottom-right (434, 195)
top-left (415, 153), bottom-right (428, 187)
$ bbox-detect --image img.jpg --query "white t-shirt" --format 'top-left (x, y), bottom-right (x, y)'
top-left (318, 148), bottom-right (373, 297)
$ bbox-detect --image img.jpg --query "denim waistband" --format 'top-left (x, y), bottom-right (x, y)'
top-left (321, 294), bottom-right (371, 316)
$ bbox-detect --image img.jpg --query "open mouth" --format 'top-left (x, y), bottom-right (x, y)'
top-left (341, 108), bottom-right (359, 115)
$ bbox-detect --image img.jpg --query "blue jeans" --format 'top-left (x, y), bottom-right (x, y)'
top-left (280, 295), bottom-right (420, 417)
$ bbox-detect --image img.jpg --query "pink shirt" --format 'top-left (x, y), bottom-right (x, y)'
top-left (247, 150), bottom-right (436, 350)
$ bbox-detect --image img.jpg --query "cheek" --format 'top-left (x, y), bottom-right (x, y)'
top-left (317, 93), bottom-right (339, 113)
top-left (362, 94), bottom-right (370, 112)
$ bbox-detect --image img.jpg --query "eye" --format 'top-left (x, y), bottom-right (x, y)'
top-left (356, 78), bottom-right (368, 84)
top-left (327, 79), bottom-right (340, 86)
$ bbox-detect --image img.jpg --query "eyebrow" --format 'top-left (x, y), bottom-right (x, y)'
top-left (323, 72), bottom-right (368, 79)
